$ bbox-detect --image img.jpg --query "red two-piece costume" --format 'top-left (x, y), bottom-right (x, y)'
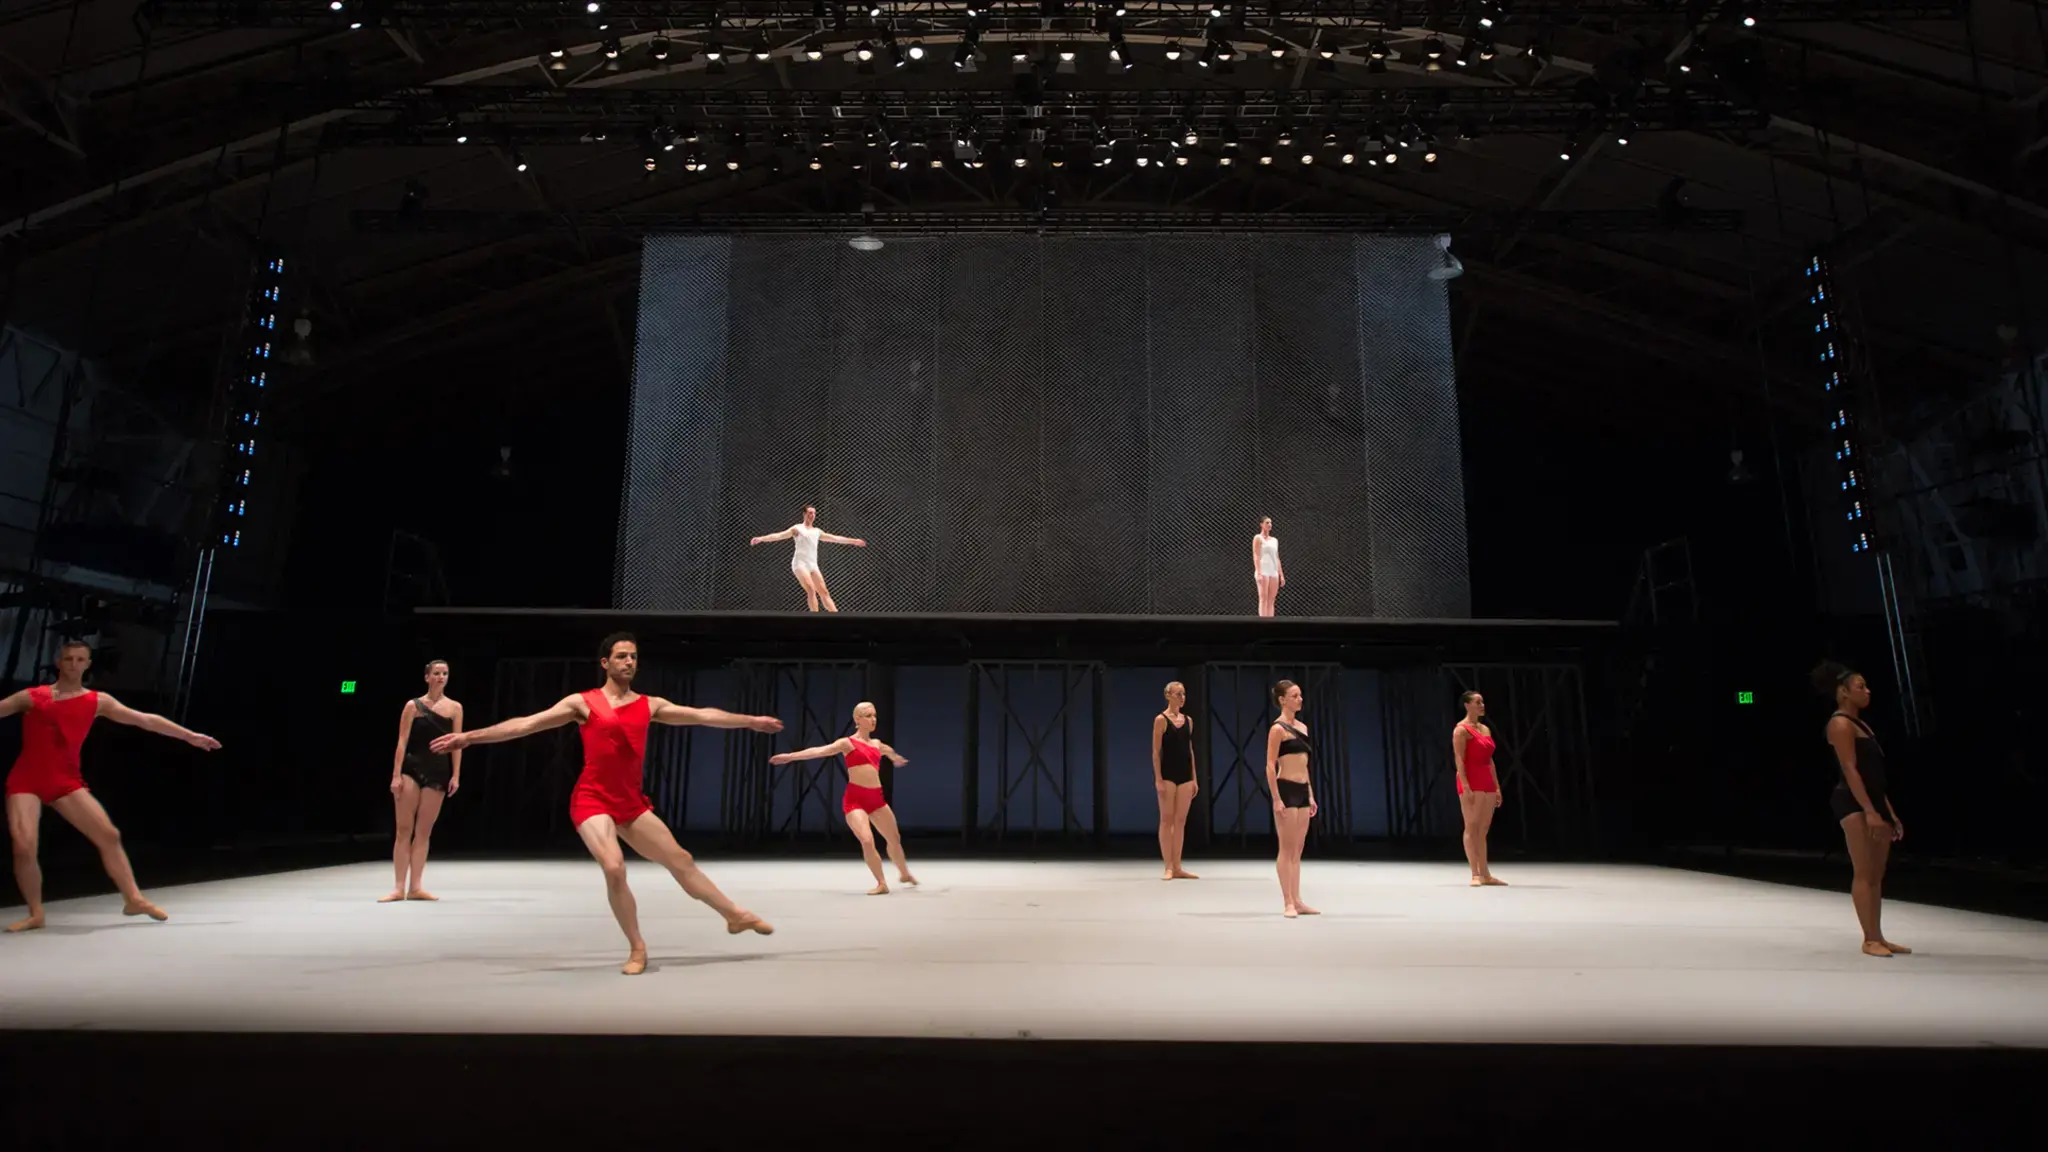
top-left (5, 686), bottom-right (99, 805)
top-left (841, 737), bottom-right (887, 815)
top-left (569, 689), bottom-right (654, 828)
top-left (1457, 721), bottom-right (1498, 795)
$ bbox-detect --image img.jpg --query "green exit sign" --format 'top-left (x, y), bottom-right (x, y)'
top-left (1736, 690), bottom-right (1754, 705)
top-left (340, 681), bottom-right (357, 695)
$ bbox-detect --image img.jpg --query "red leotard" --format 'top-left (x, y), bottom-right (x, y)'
top-left (1457, 721), bottom-right (1498, 795)
top-left (6, 686), bottom-right (99, 805)
top-left (841, 737), bottom-right (887, 815)
top-left (568, 689), bottom-right (654, 828)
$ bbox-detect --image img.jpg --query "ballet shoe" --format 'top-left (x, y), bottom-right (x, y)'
top-left (406, 890), bottom-right (439, 902)
top-left (1481, 876), bottom-right (1508, 887)
top-left (1861, 940), bottom-right (1894, 957)
top-left (1295, 903), bottom-right (1320, 915)
top-left (1171, 869), bottom-right (1199, 880)
top-left (5, 916), bottom-right (43, 932)
top-left (1283, 906), bottom-right (1299, 919)
top-left (867, 884), bottom-right (889, 896)
top-left (728, 913), bottom-right (774, 935)
top-left (122, 900), bottom-right (168, 922)
top-left (621, 950), bottom-right (648, 976)
top-left (377, 891), bottom-right (406, 903)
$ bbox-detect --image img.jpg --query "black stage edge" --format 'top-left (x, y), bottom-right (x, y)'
top-left (413, 607), bottom-right (1617, 664)
top-left (4, 1033), bottom-right (2033, 1148)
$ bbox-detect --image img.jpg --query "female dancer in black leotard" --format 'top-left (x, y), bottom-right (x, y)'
top-left (1152, 681), bottom-right (1200, 881)
top-left (1813, 660), bottom-right (1909, 957)
top-left (1265, 680), bottom-right (1318, 917)
top-left (383, 660), bottom-right (463, 903)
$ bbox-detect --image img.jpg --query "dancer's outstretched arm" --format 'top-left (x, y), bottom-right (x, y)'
top-left (433, 695), bottom-right (583, 752)
top-left (750, 525), bottom-right (800, 545)
top-left (648, 700), bottom-right (783, 733)
top-left (873, 740), bottom-right (909, 766)
top-left (769, 737), bottom-right (851, 765)
top-left (818, 531), bottom-right (866, 547)
top-left (0, 690), bottom-right (29, 719)
top-left (97, 694), bottom-right (221, 749)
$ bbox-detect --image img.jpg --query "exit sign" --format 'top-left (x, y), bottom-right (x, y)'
top-left (1736, 690), bottom-right (1754, 705)
top-left (340, 681), bottom-right (357, 695)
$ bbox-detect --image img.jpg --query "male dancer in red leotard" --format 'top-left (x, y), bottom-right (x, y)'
top-left (4, 639), bottom-right (222, 931)
top-left (432, 633), bottom-right (781, 975)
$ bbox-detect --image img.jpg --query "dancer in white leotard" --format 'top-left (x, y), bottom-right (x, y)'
top-left (750, 505), bottom-right (865, 612)
top-left (1253, 517), bottom-right (1285, 617)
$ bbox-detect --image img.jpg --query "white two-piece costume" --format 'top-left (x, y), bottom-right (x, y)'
top-left (791, 525), bottom-right (822, 575)
top-left (1257, 535), bottom-right (1281, 578)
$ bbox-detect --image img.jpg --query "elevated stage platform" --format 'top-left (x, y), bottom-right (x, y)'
top-left (412, 607), bottom-right (1620, 665)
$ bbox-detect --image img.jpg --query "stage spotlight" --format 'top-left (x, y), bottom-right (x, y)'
top-left (1269, 44), bottom-right (1286, 60)
top-left (651, 37), bottom-right (670, 61)
top-left (807, 46), bottom-right (823, 60)
top-left (1341, 150), bottom-right (1355, 164)
top-left (706, 42), bottom-right (724, 61)
top-left (603, 38), bottom-right (621, 59)
top-left (1276, 128), bottom-right (1293, 146)
top-left (908, 44), bottom-right (925, 61)
top-left (856, 41), bottom-right (874, 60)
top-left (1384, 149), bottom-right (1398, 164)
top-left (1218, 154), bottom-right (1233, 166)
top-left (513, 151), bottom-right (529, 172)
top-left (1165, 41), bottom-right (1183, 60)
top-left (329, 0), bottom-right (342, 9)
top-left (586, 1), bottom-right (600, 12)
top-left (1423, 37), bottom-right (1445, 59)
top-left (1318, 43), bottom-right (1336, 59)
top-left (1175, 154), bottom-right (1189, 166)
top-left (727, 158), bottom-right (741, 170)
top-left (644, 156), bottom-right (657, 171)
top-left (1423, 148), bottom-right (1439, 164)
top-left (1013, 47), bottom-right (1029, 62)
top-left (1299, 152), bottom-right (1314, 164)
top-left (1015, 156), bottom-right (1028, 167)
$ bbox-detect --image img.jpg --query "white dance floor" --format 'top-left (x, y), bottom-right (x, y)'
top-left (3, 859), bottom-right (2045, 1046)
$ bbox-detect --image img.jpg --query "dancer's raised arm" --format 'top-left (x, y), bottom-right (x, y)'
top-left (432, 695), bottom-right (584, 752)
top-left (769, 737), bottom-right (852, 765)
top-left (751, 524), bottom-right (800, 545)
top-left (819, 531), bottom-right (867, 547)
top-left (96, 694), bottom-right (220, 749)
top-left (648, 700), bottom-right (783, 733)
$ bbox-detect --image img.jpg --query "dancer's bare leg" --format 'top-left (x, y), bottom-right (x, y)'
top-left (619, 811), bottom-right (772, 935)
top-left (1155, 782), bottom-right (1176, 879)
top-left (6, 794), bottom-right (44, 931)
top-left (575, 814), bottom-right (647, 974)
top-left (869, 805), bottom-right (917, 886)
top-left (50, 791), bottom-right (163, 920)
top-left (383, 777), bottom-right (420, 901)
top-left (796, 570), bottom-right (820, 612)
top-left (1474, 799), bottom-right (1506, 885)
top-left (1169, 782), bottom-right (1199, 878)
top-left (1289, 814), bottom-right (1318, 914)
top-left (846, 808), bottom-right (888, 893)
top-left (1255, 576), bottom-right (1275, 617)
top-left (406, 786), bottom-right (446, 900)
top-left (1841, 814), bottom-right (1891, 956)
top-left (1459, 792), bottom-right (1486, 885)
top-left (1276, 808), bottom-right (1297, 915)
top-left (807, 569), bottom-right (840, 613)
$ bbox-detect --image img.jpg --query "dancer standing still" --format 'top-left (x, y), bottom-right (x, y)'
top-left (750, 506), bottom-right (865, 612)
top-left (1814, 660), bottom-right (1910, 958)
top-left (382, 659), bottom-right (462, 903)
top-left (4, 640), bottom-right (220, 931)
top-left (770, 702), bottom-right (918, 894)
top-left (431, 634), bottom-right (779, 975)
top-left (1152, 681), bottom-right (1199, 880)
top-left (1253, 518), bottom-right (1285, 617)
top-left (1453, 691), bottom-right (1507, 887)
top-left (1265, 680), bottom-right (1318, 917)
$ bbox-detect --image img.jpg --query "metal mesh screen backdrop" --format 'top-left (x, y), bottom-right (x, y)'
top-left (616, 233), bottom-right (1470, 617)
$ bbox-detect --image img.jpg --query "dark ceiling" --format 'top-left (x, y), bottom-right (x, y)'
top-left (1, 1), bottom-right (2044, 439)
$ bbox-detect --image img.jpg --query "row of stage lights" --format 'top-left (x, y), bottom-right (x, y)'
top-left (214, 253), bottom-right (286, 551)
top-left (1806, 253), bottom-right (1875, 556)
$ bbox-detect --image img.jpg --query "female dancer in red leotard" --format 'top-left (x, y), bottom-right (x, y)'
top-left (770, 701), bottom-right (918, 894)
top-left (432, 633), bottom-right (780, 975)
top-left (3, 639), bottom-right (221, 931)
top-left (1453, 690), bottom-right (1506, 887)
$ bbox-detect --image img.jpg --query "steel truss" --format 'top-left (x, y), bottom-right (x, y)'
top-left (147, 1), bottom-right (1964, 30)
top-left (352, 207), bottom-right (1744, 233)
top-left (1201, 662), bottom-right (1349, 848)
top-left (964, 661), bottom-right (1105, 845)
top-left (322, 84), bottom-right (1764, 145)
top-left (721, 659), bottom-right (883, 839)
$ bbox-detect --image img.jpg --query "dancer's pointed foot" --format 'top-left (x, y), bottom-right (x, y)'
top-left (122, 899), bottom-right (168, 921)
top-left (5, 915), bottom-right (43, 932)
top-left (1862, 940), bottom-right (1894, 957)
top-left (1880, 940), bottom-right (1912, 955)
top-left (1171, 869), bottom-right (1200, 880)
top-left (622, 948), bottom-right (648, 976)
top-left (406, 890), bottom-right (438, 902)
top-left (727, 912), bottom-right (774, 935)
top-left (377, 890), bottom-right (406, 903)
top-left (1481, 875), bottom-right (1508, 887)
top-left (897, 873), bottom-right (918, 887)
top-left (1294, 902), bottom-right (1320, 915)
top-left (867, 883), bottom-right (889, 896)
